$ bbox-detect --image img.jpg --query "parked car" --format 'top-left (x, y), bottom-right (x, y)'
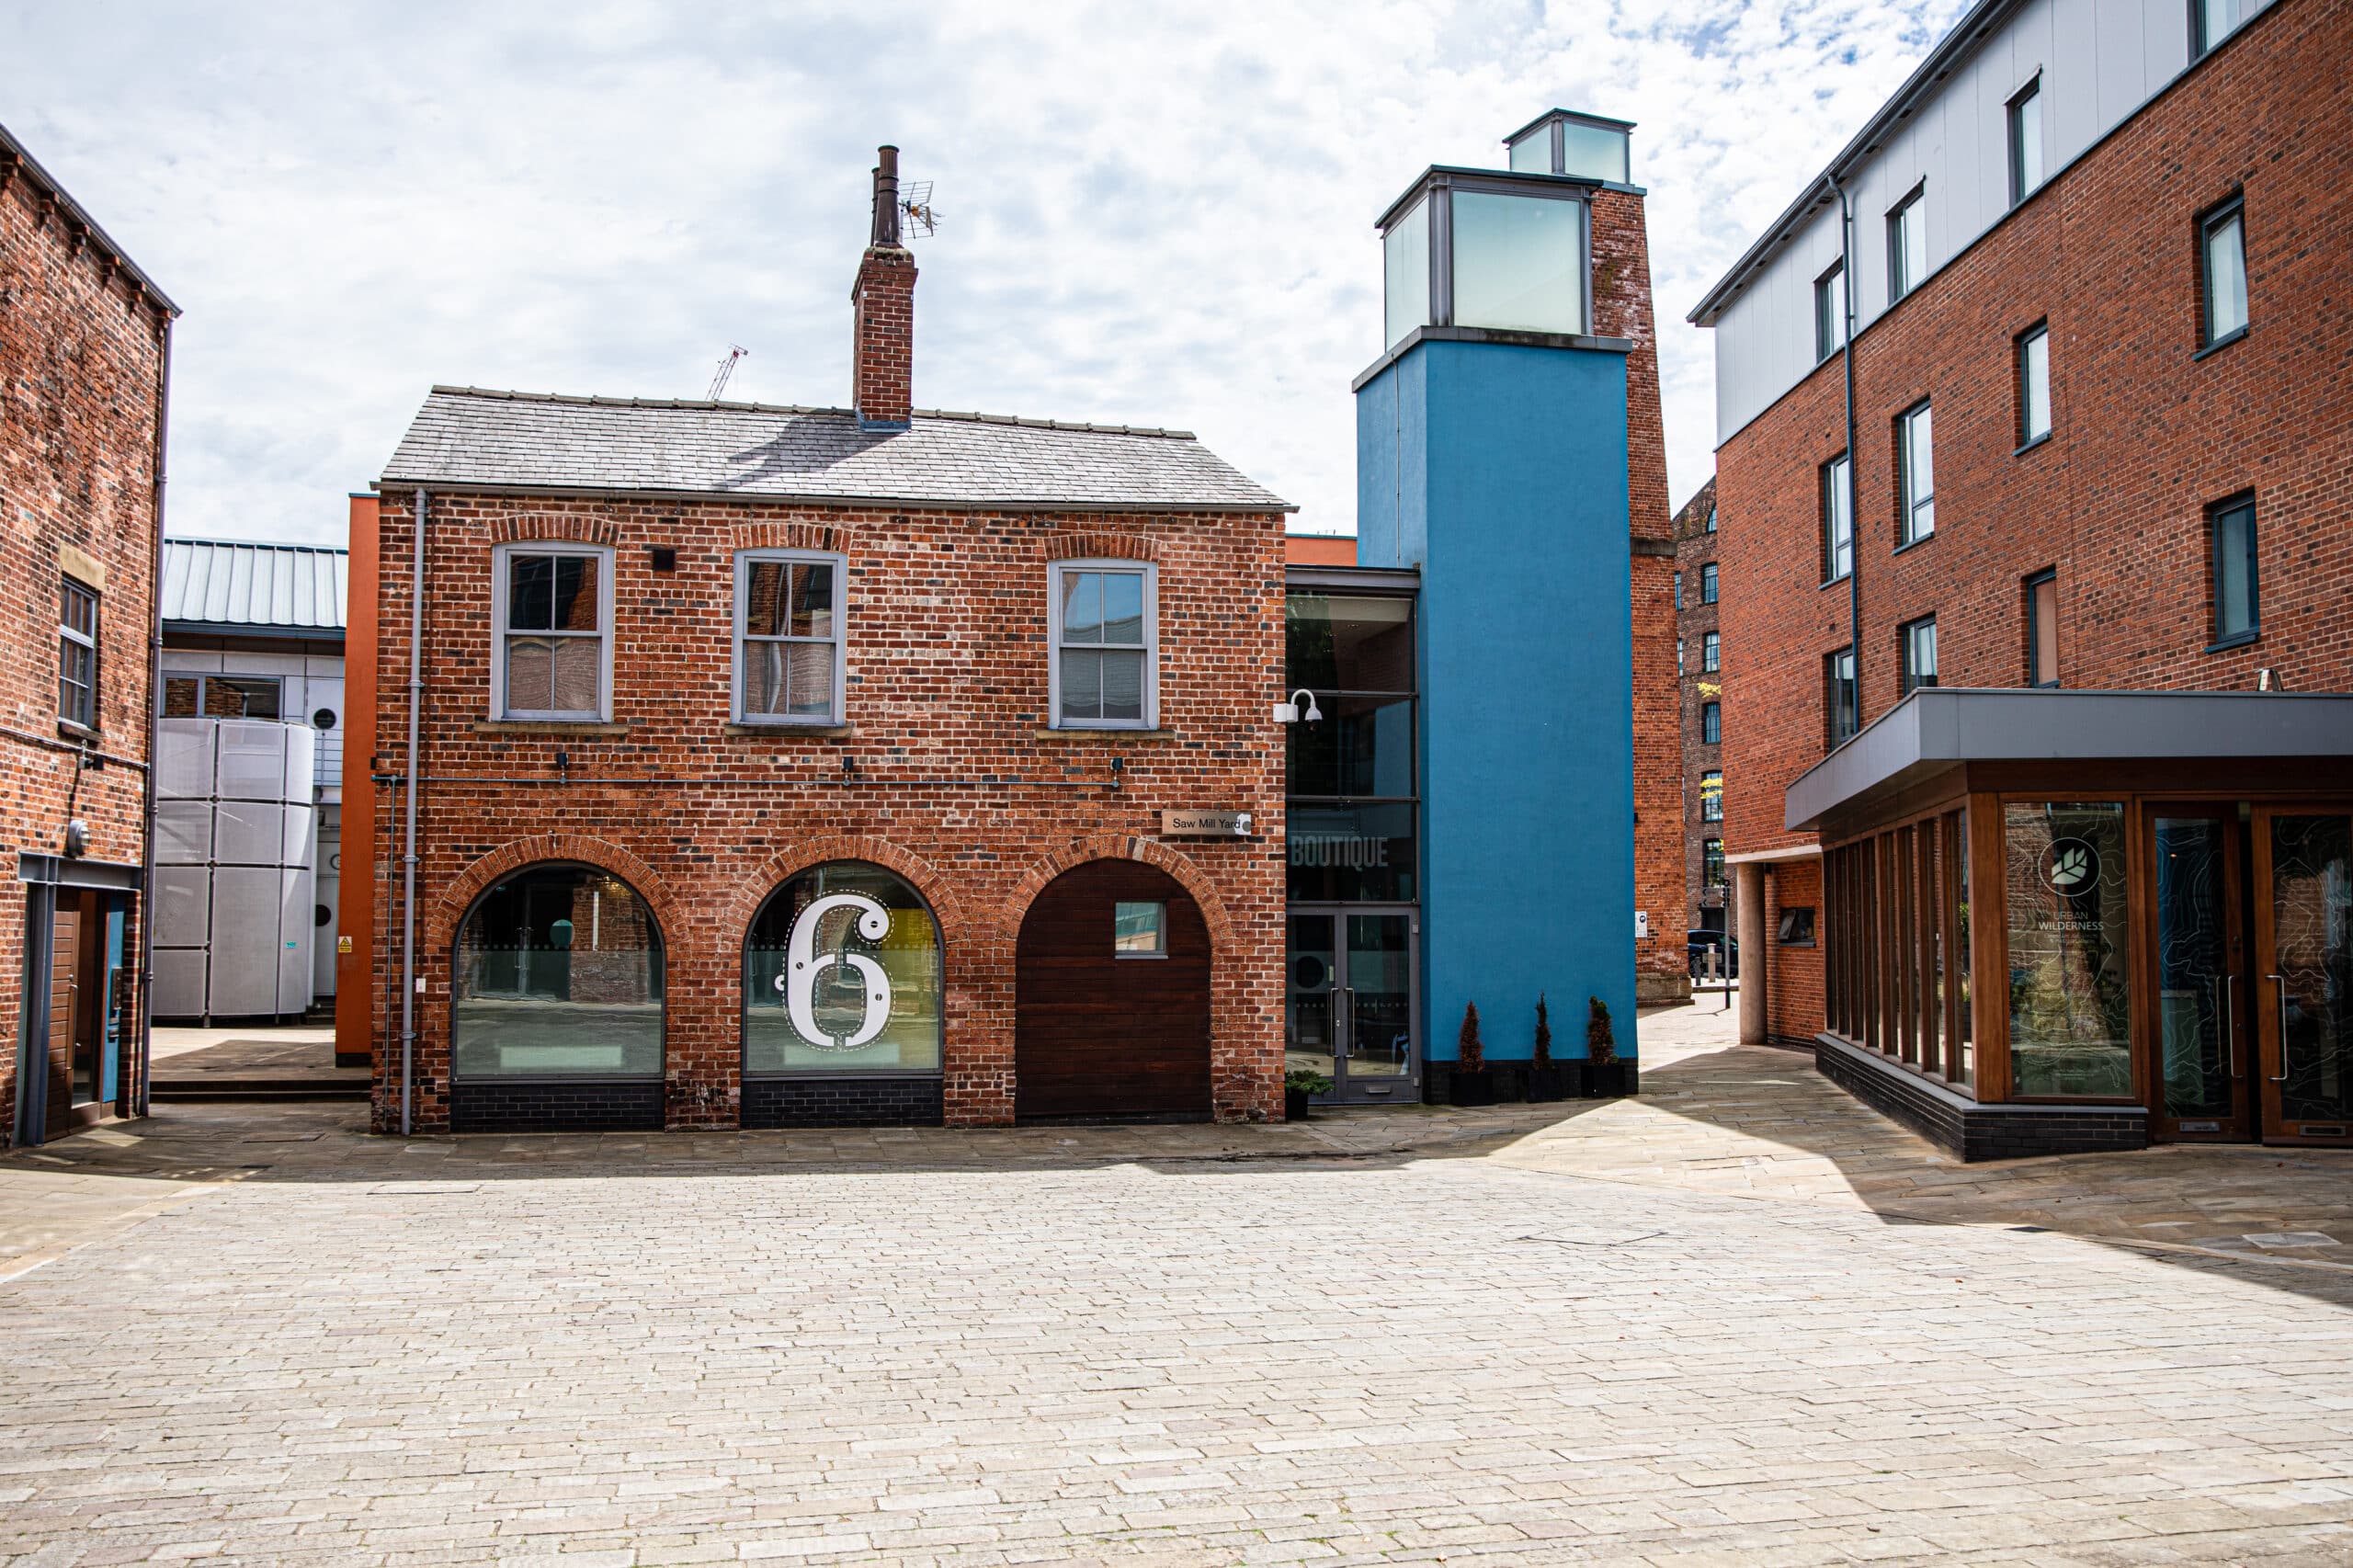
top-left (1688, 929), bottom-right (1739, 979)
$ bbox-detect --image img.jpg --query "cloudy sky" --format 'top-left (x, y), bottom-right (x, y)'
top-left (5, 0), bottom-right (1967, 545)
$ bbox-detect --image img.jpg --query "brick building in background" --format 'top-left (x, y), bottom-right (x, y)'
top-left (1691, 0), bottom-right (2353, 1156)
top-left (346, 147), bottom-right (1291, 1134)
top-left (1, 122), bottom-right (176, 1147)
top-left (1671, 477), bottom-right (1727, 950)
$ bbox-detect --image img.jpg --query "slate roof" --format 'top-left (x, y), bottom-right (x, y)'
top-left (160, 538), bottom-right (347, 635)
top-left (380, 386), bottom-right (1294, 514)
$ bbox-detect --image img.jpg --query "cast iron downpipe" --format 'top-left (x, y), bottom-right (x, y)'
top-left (1826, 170), bottom-right (1862, 733)
top-left (135, 313), bottom-right (175, 1118)
top-left (399, 487), bottom-right (426, 1135)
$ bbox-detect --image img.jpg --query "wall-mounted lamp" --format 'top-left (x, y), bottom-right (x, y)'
top-left (1272, 688), bottom-right (1324, 724)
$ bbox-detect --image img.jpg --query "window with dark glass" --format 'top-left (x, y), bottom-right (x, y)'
top-left (163, 674), bottom-right (283, 720)
top-left (1702, 838), bottom-right (1725, 889)
top-left (58, 577), bottom-right (97, 730)
top-left (1706, 506), bottom-right (1717, 534)
top-left (1286, 592), bottom-right (1417, 903)
top-left (1699, 562), bottom-right (1718, 606)
top-left (1114, 902), bottom-right (1166, 957)
top-left (2193, 0), bottom-right (2245, 57)
top-left (1777, 905), bottom-right (1815, 945)
top-left (2017, 323), bottom-right (2052, 445)
top-left (1673, 571), bottom-right (1682, 609)
top-left (745, 862), bottom-right (941, 1074)
top-left (494, 547), bottom-right (609, 721)
top-left (1700, 769), bottom-right (1722, 823)
top-left (1821, 453), bottom-right (1852, 583)
top-left (2026, 569), bottom-right (2060, 687)
top-left (1701, 701), bottom-right (1721, 744)
top-left (2199, 196), bottom-right (2247, 348)
top-left (453, 864), bottom-right (663, 1080)
top-left (1815, 261), bottom-right (1846, 361)
top-left (1826, 646), bottom-right (1858, 744)
top-left (1887, 187), bottom-right (1927, 301)
top-left (1701, 631), bottom-right (1720, 673)
top-left (1897, 402), bottom-right (1935, 545)
top-left (1899, 616), bottom-right (1938, 696)
top-left (2007, 77), bottom-right (2043, 206)
top-left (2210, 495), bottom-right (2258, 647)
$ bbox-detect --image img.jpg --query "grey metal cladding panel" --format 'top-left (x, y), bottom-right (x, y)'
top-left (160, 539), bottom-right (351, 631)
top-left (381, 392), bottom-right (1290, 511)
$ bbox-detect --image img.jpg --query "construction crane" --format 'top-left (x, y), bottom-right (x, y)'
top-left (706, 345), bottom-right (748, 401)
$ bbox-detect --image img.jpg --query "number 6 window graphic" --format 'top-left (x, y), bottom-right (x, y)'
top-left (777, 892), bottom-right (893, 1050)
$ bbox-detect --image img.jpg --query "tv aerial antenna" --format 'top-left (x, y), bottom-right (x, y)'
top-left (706, 344), bottom-right (748, 400)
top-left (899, 180), bottom-right (939, 238)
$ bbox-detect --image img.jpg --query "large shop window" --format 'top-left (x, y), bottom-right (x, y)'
top-left (2005, 801), bottom-right (2131, 1097)
top-left (493, 545), bottom-right (612, 721)
top-left (1824, 811), bottom-right (1972, 1091)
top-left (1286, 592), bottom-right (1416, 903)
top-left (452, 864), bottom-right (664, 1080)
top-left (1050, 561), bottom-right (1156, 729)
top-left (745, 862), bottom-right (942, 1075)
top-left (735, 551), bottom-right (846, 724)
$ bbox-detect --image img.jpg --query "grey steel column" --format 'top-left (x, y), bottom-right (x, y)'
top-left (1735, 861), bottom-right (1767, 1045)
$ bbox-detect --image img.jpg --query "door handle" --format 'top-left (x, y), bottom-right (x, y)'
top-left (2222, 973), bottom-right (2237, 1078)
top-left (2270, 974), bottom-right (2291, 1083)
top-left (1337, 986), bottom-right (1355, 1057)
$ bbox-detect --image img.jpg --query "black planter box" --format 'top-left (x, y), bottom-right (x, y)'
top-left (1285, 1086), bottom-right (1312, 1122)
top-left (1449, 1069), bottom-right (1498, 1107)
top-left (1526, 1063), bottom-right (1583, 1102)
top-left (1583, 1061), bottom-right (1635, 1098)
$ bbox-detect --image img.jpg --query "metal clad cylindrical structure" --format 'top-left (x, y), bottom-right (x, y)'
top-left (151, 716), bottom-right (318, 1021)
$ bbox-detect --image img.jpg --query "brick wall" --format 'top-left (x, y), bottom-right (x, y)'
top-left (1760, 857), bottom-right (1822, 1047)
top-left (1716, 0), bottom-right (2352, 1038)
top-left (1590, 188), bottom-right (1686, 1006)
top-left (0, 143), bottom-right (170, 1144)
top-left (364, 493), bottom-right (1287, 1133)
top-left (1671, 478), bottom-right (1723, 943)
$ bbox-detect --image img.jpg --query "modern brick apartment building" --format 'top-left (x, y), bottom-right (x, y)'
top-left (1671, 478), bottom-right (1727, 949)
top-left (347, 149), bottom-right (1291, 1134)
top-left (1, 122), bottom-right (176, 1147)
top-left (1692, 0), bottom-right (2353, 1155)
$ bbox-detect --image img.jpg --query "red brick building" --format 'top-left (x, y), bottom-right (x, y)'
top-left (1693, 0), bottom-right (2353, 1154)
top-left (346, 149), bottom-right (1291, 1133)
top-left (2, 123), bottom-right (176, 1148)
top-left (1671, 478), bottom-right (1727, 952)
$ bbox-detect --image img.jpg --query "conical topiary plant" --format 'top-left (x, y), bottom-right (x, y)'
top-left (1458, 1001), bottom-right (1485, 1074)
top-left (1532, 994), bottom-right (1552, 1066)
top-left (1586, 995), bottom-right (1617, 1065)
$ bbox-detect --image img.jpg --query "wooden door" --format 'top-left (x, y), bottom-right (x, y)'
top-left (47, 905), bottom-right (81, 1132)
top-left (1016, 860), bottom-right (1211, 1119)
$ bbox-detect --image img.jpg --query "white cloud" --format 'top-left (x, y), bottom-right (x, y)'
top-left (1, 0), bottom-right (1966, 544)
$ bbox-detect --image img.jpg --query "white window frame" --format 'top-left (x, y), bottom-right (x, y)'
top-left (2018, 324), bottom-right (2052, 445)
top-left (1048, 559), bottom-right (1158, 732)
top-left (1899, 402), bottom-right (1936, 545)
top-left (1701, 631), bottom-right (1721, 673)
top-left (490, 542), bottom-right (615, 722)
top-left (58, 575), bottom-right (98, 731)
top-left (731, 549), bottom-right (848, 727)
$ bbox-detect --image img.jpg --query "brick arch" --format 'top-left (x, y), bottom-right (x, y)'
top-left (1004, 835), bottom-right (1235, 955)
top-left (488, 513), bottom-right (620, 547)
top-left (733, 520), bottom-right (848, 553)
top-left (722, 835), bottom-right (972, 950)
top-left (430, 834), bottom-right (678, 952)
top-left (1040, 530), bottom-right (1158, 563)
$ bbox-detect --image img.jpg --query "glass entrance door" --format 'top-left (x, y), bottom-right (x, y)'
top-left (2149, 809), bottom-right (2252, 1141)
top-left (2253, 809), bottom-right (2353, 1145)
top-left (1286, 908), bottom-right (1418, 1104)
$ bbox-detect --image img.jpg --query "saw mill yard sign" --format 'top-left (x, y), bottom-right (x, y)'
top-left (1162, 810), bottom-right (1255, 838)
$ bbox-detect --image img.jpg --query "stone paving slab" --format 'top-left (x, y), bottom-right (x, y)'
top-left (6, 1004), bottom-right (2353, 1562)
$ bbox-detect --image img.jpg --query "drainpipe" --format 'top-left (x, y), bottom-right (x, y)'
top-left (136, 312), bottom-right (175, 1118)
top-left (399, 487), bottom-right (426, 1135)
top-left (1826, 170), bottom-right (1862, 730)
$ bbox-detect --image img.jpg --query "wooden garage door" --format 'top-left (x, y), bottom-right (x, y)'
top-left (1016, 860), bottom-right (1211, 1119)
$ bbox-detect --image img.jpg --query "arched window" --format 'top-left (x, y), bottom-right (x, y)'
top-left (745, 862), bottom-right (942, 1075)
top-left (452, 863), bottom-right (663, 1081)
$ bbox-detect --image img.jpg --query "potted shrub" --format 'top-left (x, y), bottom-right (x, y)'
top-left (1448, 1002), bottom-right (1496, 1106)
top-left (1583, 994), bottom-right (1631, 1097)
top-left (1525, 994), bottom-right (1578, 1101)
top-left (1284, 1068), bottom-right (1331, 1121)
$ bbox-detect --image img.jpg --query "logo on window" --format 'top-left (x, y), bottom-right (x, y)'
top-left (2037, 837), bottom-right (2099, 896)
top-left (777, 892), bottom-right (893, 1049)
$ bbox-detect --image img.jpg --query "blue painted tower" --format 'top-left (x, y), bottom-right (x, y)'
top-left (1354, 111), bottom-right (1643, 1072)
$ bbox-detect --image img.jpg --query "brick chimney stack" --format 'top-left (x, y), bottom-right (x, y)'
top-left (851, 144), bottom-right (916, 432)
